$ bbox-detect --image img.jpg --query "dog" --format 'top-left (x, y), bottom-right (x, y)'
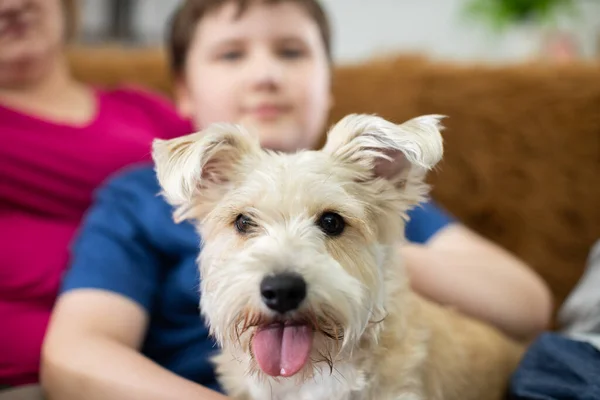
top-left (151, 114), bottom-right (525, 400)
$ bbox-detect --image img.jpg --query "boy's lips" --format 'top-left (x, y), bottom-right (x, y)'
top-left (244, 103), bottom-right (291, 120)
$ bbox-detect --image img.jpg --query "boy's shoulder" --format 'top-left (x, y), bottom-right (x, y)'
top-left (90, 162), bottom-right (197, 248)
top-left (103, 162), bottom-right (160, 192)
top-left (95, 162), bottom-right (167, 214)
top-left (95, 162), bottom-right (199, 256)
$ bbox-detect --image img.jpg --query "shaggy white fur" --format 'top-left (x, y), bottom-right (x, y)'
top-left (152, 114), bottom-right (523, 400)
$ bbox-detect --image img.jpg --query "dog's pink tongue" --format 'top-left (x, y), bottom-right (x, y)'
top-left (252, 324), bottom-right (313, 377)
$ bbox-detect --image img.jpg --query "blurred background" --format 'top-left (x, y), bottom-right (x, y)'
top-left (77, 0), bottom-right (600, 65)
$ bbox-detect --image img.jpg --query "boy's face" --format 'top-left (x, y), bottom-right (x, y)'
top-left (177, 1), bottom-right (332, 152)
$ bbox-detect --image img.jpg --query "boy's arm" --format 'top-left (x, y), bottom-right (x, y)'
top-left (402, 203), bottom-right (552, 342)
top-left (42, 290), bottom-right (227, 400)
top-left (41, 167), bottom-right (228, 400)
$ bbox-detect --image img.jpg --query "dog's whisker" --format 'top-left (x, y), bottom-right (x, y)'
top-left (331, 367), bottom-right (345, 385)
top-left (368, 310), bottom-right (388, 325)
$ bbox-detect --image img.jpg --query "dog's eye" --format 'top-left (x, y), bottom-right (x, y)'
top-left (317, 212), bottom-right (345, 236)
top-left (234, 214), bottom-right (256, 234)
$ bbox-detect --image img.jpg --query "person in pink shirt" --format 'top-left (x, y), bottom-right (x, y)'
top-left (0, 0), bottom-right (192, 391)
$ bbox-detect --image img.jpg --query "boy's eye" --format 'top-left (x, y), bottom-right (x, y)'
top-left (219, 50), bottom-right (244, 61)
top-left (278, 48), bottom-right (305, 59)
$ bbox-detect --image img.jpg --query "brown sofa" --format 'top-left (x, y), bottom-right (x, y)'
top-left (67, 45), bottom-right (600, 325)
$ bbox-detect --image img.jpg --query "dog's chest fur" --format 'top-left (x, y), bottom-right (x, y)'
top-left (246, 363), bottom-right (370, 400)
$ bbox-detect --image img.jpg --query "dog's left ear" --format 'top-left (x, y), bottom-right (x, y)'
top-left (322, 114), bottom-right (445, 187)
top-left (152, 123), bottom-right (260, 220)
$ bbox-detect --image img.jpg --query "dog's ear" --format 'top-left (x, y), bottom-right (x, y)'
top-left (322, 114), bottom-right (444, 187)
top-left (152, 123), bottom-right (260, 220)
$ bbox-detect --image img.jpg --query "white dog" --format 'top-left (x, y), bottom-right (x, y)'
top-left (152, 114), bottom-right (524, 400)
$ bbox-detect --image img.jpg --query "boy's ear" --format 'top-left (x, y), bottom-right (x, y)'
top-left (322, 114), bottom-right (445, 188)
top-left (152, 123), bottom-right (261, 222)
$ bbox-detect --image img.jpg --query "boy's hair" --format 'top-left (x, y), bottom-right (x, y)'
top-left (167, 0), bottom-right (332, 77)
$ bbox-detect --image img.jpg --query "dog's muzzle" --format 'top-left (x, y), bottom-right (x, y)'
top-left (250, 272), bottom-right (314, 378)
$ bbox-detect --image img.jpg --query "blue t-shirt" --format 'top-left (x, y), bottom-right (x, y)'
top-left (61, 163), bottom-right (455, 391)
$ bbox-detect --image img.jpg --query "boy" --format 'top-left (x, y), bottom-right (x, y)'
top-left (42, 1), bottom-right (552, 399)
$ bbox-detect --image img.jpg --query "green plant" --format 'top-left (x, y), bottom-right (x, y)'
top-left (464, 0), bottom-right (578, 31)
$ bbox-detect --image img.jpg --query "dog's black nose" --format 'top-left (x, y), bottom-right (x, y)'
top-left (260, 273), bottom-right (307, 314)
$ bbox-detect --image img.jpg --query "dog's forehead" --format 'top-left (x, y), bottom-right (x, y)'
top-left (230, 150), bottom-right (364, 217)
top-left (263, 150), bottom-right (333, 176)
top-left (251, 150), bottom-right (344, 191)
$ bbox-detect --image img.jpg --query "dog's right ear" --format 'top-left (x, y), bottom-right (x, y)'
top-left (322, 113), bottom-right (444, 187)
top-left (152, 123), bottom-right (260, 221)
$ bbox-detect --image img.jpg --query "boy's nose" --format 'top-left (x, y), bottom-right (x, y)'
top-left (247, 55), bottom-right (284, 90)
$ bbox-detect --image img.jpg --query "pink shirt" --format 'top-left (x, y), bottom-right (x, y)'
top-left (0, 86), bottom-right (193, 386)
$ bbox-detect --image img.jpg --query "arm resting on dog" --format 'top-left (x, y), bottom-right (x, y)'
top-left (402, 223), bottom-right (553, 342)
top-left (42, 290), bottom-right (228, 400)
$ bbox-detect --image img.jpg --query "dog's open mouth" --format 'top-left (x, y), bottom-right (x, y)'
top-left (251, 320), bottom-right (314, 377)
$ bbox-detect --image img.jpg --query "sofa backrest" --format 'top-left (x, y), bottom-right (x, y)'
top-left (68, 46), bottom-right (600, 319)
